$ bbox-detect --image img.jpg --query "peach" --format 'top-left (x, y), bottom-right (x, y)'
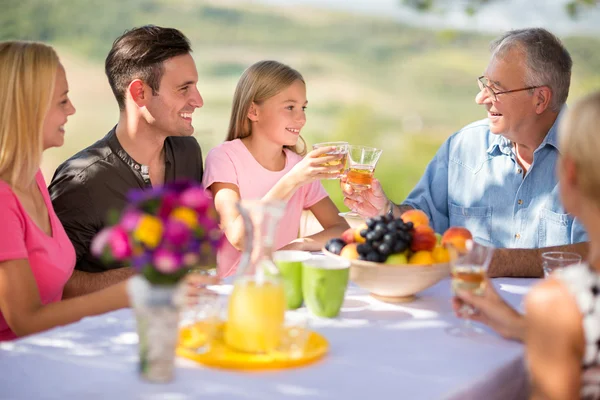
top-left (341, 228), bottom-right (356, 244)
top-left (400, 209), bottom-right (430, 228)
top-left (340, 243), bottom-right (359, 260)
top-left (441, 226), bottom-right (473, 254)
top-left (410, 225), bottom-right (437, 252)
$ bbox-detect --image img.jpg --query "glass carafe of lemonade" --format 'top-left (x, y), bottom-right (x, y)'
top-left (224, 200), bottom-right (287, 354)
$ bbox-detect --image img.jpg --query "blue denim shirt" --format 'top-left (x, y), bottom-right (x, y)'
top-left (402, 109), bottom-right (588, 248)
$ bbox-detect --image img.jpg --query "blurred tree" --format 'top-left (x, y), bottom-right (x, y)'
top-left (401, 0), bottom-right (599, 18)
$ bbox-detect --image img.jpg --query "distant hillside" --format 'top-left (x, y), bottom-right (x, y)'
top-left (3, 0), bottom-right (600, 207)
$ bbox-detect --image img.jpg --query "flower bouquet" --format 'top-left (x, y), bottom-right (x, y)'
top-left (92, 180), bottom-right (223, 382)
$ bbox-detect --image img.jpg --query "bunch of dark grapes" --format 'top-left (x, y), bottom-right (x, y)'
top-left (356, 215), bottom-right (414, 263)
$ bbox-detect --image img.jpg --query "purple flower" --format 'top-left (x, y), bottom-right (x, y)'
top-left (131, 251), bottom-right (152, 272)
top-left (153, 248), bottom-right (182, 274)
top-left (109, 226), bottom-right (132, 260)
top-left (163, 220), bottom-right (191, 247)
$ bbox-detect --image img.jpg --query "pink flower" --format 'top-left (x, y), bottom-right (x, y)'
top-left (183, 252), bottom-right (200, 267)
top-left (158, 192), bottom-right (179, 219)
top-left (163, 220), bottom-right (191, 247)
top-left (180, 187), bottom-right (210, 213)
top-left (91, 227), bottom-right (113, 256)
top-left (153, 248), bottom-right (182, 274)
top-left (109, 226), bottom-right (132, 260)
top-left (120, 210), bottom-right (142, 232)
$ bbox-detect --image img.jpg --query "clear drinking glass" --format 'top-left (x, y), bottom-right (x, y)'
top-left (312, 141), bottom-right (349, 179)
top-left (542, 251), bottom-right (582, 277)
top-left (447, 240), bottom-right (494, 337)
top-left (339, 145), bottom-right (383, 219)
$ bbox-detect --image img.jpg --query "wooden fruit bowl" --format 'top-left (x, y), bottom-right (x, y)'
top-left (323, 249), bottom-right (450, 303)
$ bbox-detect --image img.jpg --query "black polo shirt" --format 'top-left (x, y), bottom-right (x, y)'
top-left (49, 126), bottom-right (203, 273)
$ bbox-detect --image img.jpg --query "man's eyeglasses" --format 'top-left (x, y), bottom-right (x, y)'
top-left (477, 76), bottom-right (541, 102)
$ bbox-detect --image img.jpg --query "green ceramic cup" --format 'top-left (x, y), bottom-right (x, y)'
top-left (272, 250), bottom-right (312, 310)
top-left (302, 257), bottom-right (350, 318)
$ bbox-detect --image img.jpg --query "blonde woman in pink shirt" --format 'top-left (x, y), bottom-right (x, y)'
top-left (0, 41), bottom-right (133, 340)
top-left (203, 60), bottom-right (350, 277)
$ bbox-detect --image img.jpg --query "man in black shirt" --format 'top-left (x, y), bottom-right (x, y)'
top-left (49, 26), bottom-right (204, 297)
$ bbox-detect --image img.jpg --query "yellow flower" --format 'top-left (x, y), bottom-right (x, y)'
top-left (134, 215), bottom-right (163, 249)
top-left (170, 207), bottom-right (198, 229)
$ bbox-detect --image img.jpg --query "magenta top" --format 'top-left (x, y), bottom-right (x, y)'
top-left (0, 170), bottom-right (76, 341)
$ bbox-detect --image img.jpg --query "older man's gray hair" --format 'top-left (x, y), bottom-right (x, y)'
top-left (490, 28), bottom-right (572, 112)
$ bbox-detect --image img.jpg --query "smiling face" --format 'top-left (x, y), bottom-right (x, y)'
top-left (144, 53), bottom-right (203, 137)
top-left (42, 64), bottom-right (76, 150)
top-left (251, 79), bottom-right (307, 147)
top-left (475, 48), bottom-right (540, 141)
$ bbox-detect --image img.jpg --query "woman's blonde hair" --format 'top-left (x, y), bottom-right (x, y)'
top-left (0, 41), bottom-right (58, 188)
top-left (559, 90), bottom-right (600, 200)
top-left (226, 60), bottom-right (307, 156)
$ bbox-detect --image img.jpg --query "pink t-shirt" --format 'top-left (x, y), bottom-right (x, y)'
top-left (0, 170), bottom-right (76, 341)
top-left (203, 139), bottom-right (328, 277)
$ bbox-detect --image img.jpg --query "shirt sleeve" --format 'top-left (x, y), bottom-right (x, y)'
top-left (0, 191), bottom-right (28, 262)
top-left (49, 173), bottom-right (100, 266)
top-left (202, 147), bottom-right (239, 190)
top-left (402, 136), bottom-right (451, 233)
top-left (303, 181), bottom-right (329, 209)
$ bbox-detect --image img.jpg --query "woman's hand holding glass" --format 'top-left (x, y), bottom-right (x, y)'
top-left (287, 146), bottom-right (346, 186)
top-left (452, 278), bottom-right (525, 341)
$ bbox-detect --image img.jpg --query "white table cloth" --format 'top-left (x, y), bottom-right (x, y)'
top-left (0, 278), bottom-right (537, 400)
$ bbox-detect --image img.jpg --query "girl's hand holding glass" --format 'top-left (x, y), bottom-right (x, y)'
top-left (287, 146), bottom-right (345, 186)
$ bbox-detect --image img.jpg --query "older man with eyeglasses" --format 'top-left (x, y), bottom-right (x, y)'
top-left (342, 27), bottom-right (588, 278)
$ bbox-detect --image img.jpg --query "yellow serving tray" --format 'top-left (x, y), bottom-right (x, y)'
top-left (177, 321), bottom-right (329, 370)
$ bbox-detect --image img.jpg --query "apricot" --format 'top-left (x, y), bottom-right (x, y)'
top-left (340, 243), bottom-right (359, 260)
top-left (400, 209), bottom-right (430, 228)
top-left (431, 246), bottom-right (451, 263)
top-left (410, 225), bottom-right (437, 252)
top-left (353, 223), bottom-right (368, 244)
top-left (441, 226), bottom-right (473, 254)
top-left (408, 251), bottom-right (435, 265)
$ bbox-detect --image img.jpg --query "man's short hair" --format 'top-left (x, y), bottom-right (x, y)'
top-left (105, 25), bottom-right (191, 110)
top-left (490, 28), bottom-right (572, 112)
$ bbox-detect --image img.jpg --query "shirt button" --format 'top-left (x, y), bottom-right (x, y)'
top-left (517, 168), bottom-right (522, 174)
top-left (517, 199), bottom-right (523, 205)
top-left (515, 233), bottom-right (521, 239)
top-left (134, 164), bottom-right (140, 170)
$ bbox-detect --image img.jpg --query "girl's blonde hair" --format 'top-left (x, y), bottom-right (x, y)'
top-left (0, 41), bottom-right (58, 188)
top-left (559, 90), bottom-right (600, 200)
top-left (226, 60), bottom-right (307, 156)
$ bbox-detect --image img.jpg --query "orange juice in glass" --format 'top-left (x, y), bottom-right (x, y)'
top-left (339, 145), bottom-right (382, 218)
top-left (346, 164), bottom-right (375, 190)
top-left (224, 276), bottom-right (286, 353)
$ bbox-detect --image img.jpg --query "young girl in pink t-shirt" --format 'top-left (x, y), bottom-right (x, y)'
top-left (203, 60), bottom-right (350, 277)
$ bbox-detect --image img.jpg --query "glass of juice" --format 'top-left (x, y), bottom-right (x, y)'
top-left (339, 145), bottom-right (383, 218)
top-left (447, 240), bottom-right (494, 337)
top-left (312, 141), bottom-right (349, 179)
top-left (224, 275), bottom-right (286, 354)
